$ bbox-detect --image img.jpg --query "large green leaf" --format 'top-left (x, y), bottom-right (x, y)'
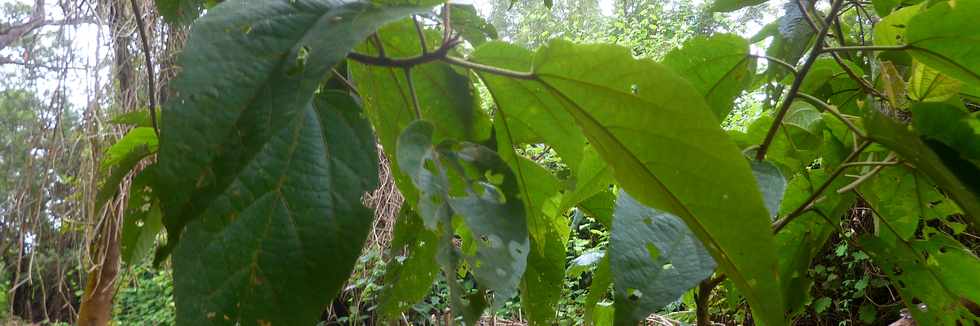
top-left (378, 207), bottom-right (440, 318)
top-left (905, 0), bottom-right (980, 86)
top-left (447, 4), bottom-right (498, 47)
top-left (527, 40), bottom-right (786, 325)
top-left (396, 120), bottom-right (530, 307)
top-left (663, 34), bottom-right (756, 120)
top-left (865, 110), bottom-right (980, 229)
top-left (157, 0), bottom-right (425, 257)
top-left (860, 166), bottom-right (955, 243)
top-left (861, 231), bottom-right (980, 325)
top-left (610, 191), bottom-right (716, 324)
top-left (170, 91), bottom-right (380, 325)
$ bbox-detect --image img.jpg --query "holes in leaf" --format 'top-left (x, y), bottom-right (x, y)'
top-left (626, 288), bottom-right (643, 301)
top-left (484, 170), bottom-right (504, 185)
top-left (646, 242), bottom-right (660, 261)
top-left (630, 84), bottom-right (639, 94)
top-left (286, 45), bottom-right (310, 76)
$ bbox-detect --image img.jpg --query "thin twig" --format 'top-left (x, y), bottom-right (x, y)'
top-left (130, 0), bottom-right (158, 136)
top-left (370, 33), bottom-right (386, 58)
top-left (756, 0), bottom-right (846, 161)
top-left (441, 55), bottom-right (535, 80)
top-left (751, 54), bottom-right (798, 76)
top-left (772, 141), bottom-right (871, 233)
top-left (331, 68), bottom-right (359, 96)
top-left (836, 152), bottom-right (897, 194)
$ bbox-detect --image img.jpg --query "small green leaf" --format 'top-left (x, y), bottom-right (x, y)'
top-left (610, 191), bottom-right (716, 323)
top-left (813, 297), bottom-right (832, 313)
top-left (155, 0), bottom-right (207, 25)
top-left (446, 4), bottom-right (498, 46)
top-left (750, 160), bottom-right (786, 221)
top-left (663, 34), bottom-right (756, 120)
top-left (567, 250), bottom-right (605, 278)
top-left (585, 255), bottom-right (613, 324)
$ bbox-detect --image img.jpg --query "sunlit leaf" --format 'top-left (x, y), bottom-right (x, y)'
top-left (906, 0), bottom-right (980, 86)
top-left (664, 34), bottom-right (756, 120)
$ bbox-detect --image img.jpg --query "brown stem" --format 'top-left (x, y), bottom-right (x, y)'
top-left (696, 274), bottom-right (726, 326)
top-left (756, 0), bottom-right (846, 161)
top-left (130, 0), bottom-right (159, 136)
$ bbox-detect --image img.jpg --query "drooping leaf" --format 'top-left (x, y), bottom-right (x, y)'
top-left (157, 0), bottom-right (426, 258)
top-left (169, 90), bottom-right (380, 325)
top-left (861, 231), bottom-right (980, 325)
top-left (378, 207), bottom-right (440, 318)
top-left (610, 191), bottom-right (716, 323)
top-left (864, 109), bottom-right (980, 229)
top-left (397, 120), bottom-right (530, 307)
top-left (663, 34), bottom-right (756, 120)
top-left (97, 127), bottom-right (158, 212)
top-left (121, 166), bottom-right (163, 265)
top-left (905, 0), bottom-right (980, 86)
top-left (524, 40), bottom-right (785, 325)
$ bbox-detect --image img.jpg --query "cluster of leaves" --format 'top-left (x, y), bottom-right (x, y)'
top-left (112, 266), bottom-right (176, 325)
top-left (88, 0), bottom-right (980, 324)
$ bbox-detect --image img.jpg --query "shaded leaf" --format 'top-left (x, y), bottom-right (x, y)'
top-left (611, 191), bottom-right (716, 323)
top-left (97, 127), bottom-right (158, 212)
top-left (121, 166), bottom-right (163, 265)
top-left (710, 0), bottom-right (768, 12)
top-left (447, 4), bottom-right (498, 46)
top-left (170, 91), bottom-right (380, 325)
top-left (911, 102), bottom-right (980, 160)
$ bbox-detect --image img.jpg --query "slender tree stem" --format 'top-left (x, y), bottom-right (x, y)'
top-left (796, 92), bottom-right (867, 138)
top-left (756, 0), bottom-right (846, 161)
top-left (130, 0), bottom-right (158, 136)
top-left (696, 274), bottom-right (727, 326)
top-left (772, 141), bottom-right (871, 233)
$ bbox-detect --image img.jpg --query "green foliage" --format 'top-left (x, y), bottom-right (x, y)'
top-left (130, 0), bottom-right (980, 324)
top-left (113, 267), bottom-right (176, 325)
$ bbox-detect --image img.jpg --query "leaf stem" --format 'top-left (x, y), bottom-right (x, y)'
top-left (412, 15), bottom-right (428, 54)
top-left (822, 45), bottom-right (909, 52)
top-left (836, 152), bottom-right (898, 194)
top-left (756, 0), bottom-right (847, 161)
top-left (751, 54), bottom-right (798, 76)
top-left (441, 55), bottom-right (536, 80)
top-left (404, 67), bottom-right (423, 119)
top-left (772, 140), bottom-right (871, 233)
